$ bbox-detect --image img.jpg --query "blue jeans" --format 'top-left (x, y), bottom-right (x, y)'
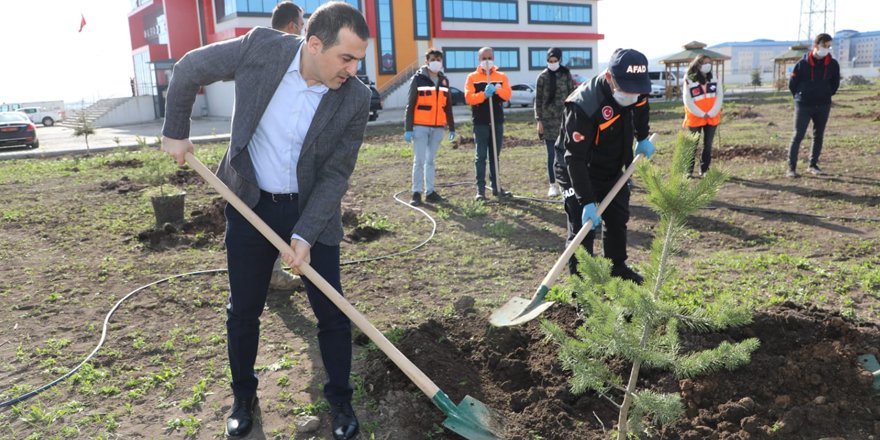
top-left (544, 138), bottom-right (556, 184)
top-left (412, 125), bottom-right (445, 193)
top-left (224, 192), bottom-right (352, 405)
top-left (473, 123), bottom-right (504, 191)
top-left (788, 102), bottom-right (831, 170)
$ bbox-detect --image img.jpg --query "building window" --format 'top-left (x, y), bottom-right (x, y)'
top-left (413, 0), bottom-right (429, 39)
top-left (132, 51), bottom-right (155, 96)
top-left (528, 48), bottom-right (592, 70)
top-left (443, 47), bottom-right (519, 72)
top-left (218, 0), bottom-right (360, 19)
top-left (527, 2), bottom-right (591, 25)
top-left (301, 0), bottom-right (360, 15)
top-left (442, 0), bottom-right (517, 23)
top-left (376, 0), bottom-right (396, 74)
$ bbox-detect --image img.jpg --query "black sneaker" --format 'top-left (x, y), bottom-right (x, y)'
top-left (611, 264), bottom-right (644, 285)
top-left (425, 191), bottom-right (443, 203)
top-left (410, 192), bottom-right (422, 206)
top-left (474, 188), bottom-right (486, 201)
top-left (808, 165), bottom-right (824, 175)
top-left (492, 188), bottom-right (512, 198)
top-left (330, 401), bottom-right (359, 440)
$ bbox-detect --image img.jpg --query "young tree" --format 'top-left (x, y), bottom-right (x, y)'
top-left (72, 112), bottom-right (95, 154)
top-left (542, 132), bottom-right (760, 439)
top-left (750, 69), bottom-right (762, 88)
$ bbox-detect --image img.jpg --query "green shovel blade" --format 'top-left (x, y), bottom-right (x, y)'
top-left (433, 392), bottom-right (506, 440)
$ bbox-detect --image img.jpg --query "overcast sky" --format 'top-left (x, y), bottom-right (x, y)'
top-left (0, 0), bottom-right (874, 104)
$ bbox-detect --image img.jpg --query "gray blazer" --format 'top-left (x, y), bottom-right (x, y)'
top-left (163, 27), bottom-right (371, 246)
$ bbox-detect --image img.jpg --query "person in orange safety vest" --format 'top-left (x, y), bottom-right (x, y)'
top-left (464, 47), bottom-right (512, 200)
top-left (682, 54), bottom-right (723, 177)
top-left (403, 48), bottom-right (456, 206)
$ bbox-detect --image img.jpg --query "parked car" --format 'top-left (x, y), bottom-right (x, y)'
top-left (648, 71), bottom-right (680, 95)
top-left (650, 83), bottom-right (666, 98)
top-left (358, 75), bottom-right (382, 121)
top-left (448, 86), bottom-right (466, 106)
top-left (0, 112), bottom-right (39, 149)
top-left (506, 83), bottom-right (536, 108)
top-left (16, 106), bottom-right (62, 127)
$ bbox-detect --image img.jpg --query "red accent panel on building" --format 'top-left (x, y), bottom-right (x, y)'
top-left (164, 0), bottom-right (201, 60)
top-left (429, 1), bottom-right (603, 40)
top-left (208, 28), bottom-right (251, 44)
top-left (364, 0), bottom-right (377, 38)
top-left (201, 0), bottom-right (215, 39)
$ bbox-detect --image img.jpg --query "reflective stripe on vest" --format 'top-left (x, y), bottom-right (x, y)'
top-left (414, 85), bottom-right (449, 127)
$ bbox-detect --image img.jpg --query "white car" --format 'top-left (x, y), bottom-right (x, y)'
top-left (650, 83), bottom-right (666, 98)
top-left (506, 84), bottom-right (536, 108)
top-left (16, 107), bottom-right (63, 127)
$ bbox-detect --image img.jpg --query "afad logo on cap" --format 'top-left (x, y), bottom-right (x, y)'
top-left (626, 64), bottom-right (647, 74)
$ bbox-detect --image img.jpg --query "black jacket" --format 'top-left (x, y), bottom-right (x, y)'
top-left (554, 75), bottom-right (650, 205)
top-left (789, 53), bottom-right (840, 105)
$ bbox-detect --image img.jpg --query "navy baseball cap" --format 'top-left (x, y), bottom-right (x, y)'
top-left (608, 48), bottom-right (651, 94)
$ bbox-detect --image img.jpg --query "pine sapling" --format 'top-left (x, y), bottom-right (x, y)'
top-left (542, 132), bottom-right (761, 439)
top-left (72, 112), bottom-right (95, 154)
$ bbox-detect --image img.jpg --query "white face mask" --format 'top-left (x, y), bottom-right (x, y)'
top-left (480, 60), bottom-right (494, 72)
top-left (815, 47), bottom-right (831, 58)
top-left (547, 62), bottom-right (560, 72)
top-left (612, 90), bottom-right (639, 107)
top-left (427, 61), bottom-right (443, 73)
top-left (700, 63), bottom-right (712, 74)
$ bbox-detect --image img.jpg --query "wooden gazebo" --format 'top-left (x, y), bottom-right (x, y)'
top-left (773, 44), bottom-right (810, 91)
top-left (659, 41), bottom-right (731, 98)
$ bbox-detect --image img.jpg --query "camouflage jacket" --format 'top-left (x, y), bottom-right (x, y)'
top-left (534, 67), bottom-right (573, 141)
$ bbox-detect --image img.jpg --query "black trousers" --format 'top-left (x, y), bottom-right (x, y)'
top-left (563, 176), bottom-right (631, 275)
top-left (788, 102), bottom-right (831, 170)
top-left (224, 192), bottom-right (352, 405)
top-left (688, 124), bottom-right (717, 174)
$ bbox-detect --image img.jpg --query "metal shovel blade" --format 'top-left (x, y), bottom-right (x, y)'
top-left (858, 353), bottom-right (880, 390)
top-left (436, 393), bottom-right (507, 440)
top-left (490, 295), bottom-right (555, 327)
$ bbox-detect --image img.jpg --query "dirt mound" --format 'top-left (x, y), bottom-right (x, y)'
top-left (715, 144), bottom-right (786, 161)
top-left (136, 197), bottom-right (227, 250)
top-left (359, 302), bottom-right (880, 439)
top-left (169, 168), bottom-right (202, 186)
top-left (104, 159), bottom-right (143, 168)
top-left (99, 176), bottom-right (146, 194)
top-left (726, 108), bottom-right (760, 119)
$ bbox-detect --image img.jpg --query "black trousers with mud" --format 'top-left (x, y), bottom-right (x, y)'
top-left (563, 176), bottom-right (631, 275)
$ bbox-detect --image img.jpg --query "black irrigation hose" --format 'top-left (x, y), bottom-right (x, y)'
top-left (4, 180), bottom-right (876, 410)
top-left (0, 193), bottom-right (438, 411)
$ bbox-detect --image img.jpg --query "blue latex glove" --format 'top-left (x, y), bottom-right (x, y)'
top-left (635, 138), bottom-right (655, 159)
top-left (580, 203), bottom-right (601, 230)
top-left (404, 131), bottom-right (413, 142)
top-left (484, 84), bottom-right (496, 98)
top-left (447, 131), bottom-right (456, 142)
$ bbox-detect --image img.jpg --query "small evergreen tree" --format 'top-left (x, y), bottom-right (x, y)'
top-left (72, 112), bottom-right (95, 154)
top-left (750, 69), bottom-right (762, 87)
top-left (542, 132), bottom-right (760, 439)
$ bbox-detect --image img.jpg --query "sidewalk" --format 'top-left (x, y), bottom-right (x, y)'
top-left (0, 105), bottom-right (530, 160)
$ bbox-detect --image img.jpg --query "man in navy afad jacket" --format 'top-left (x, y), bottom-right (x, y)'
top-left (786, 33), bottom-right (840, 177)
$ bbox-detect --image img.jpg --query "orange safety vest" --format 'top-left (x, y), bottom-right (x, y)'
top-left (683, 79), bottom-right (722, 127)
top-left (413, 83), bottom-right (450, 127)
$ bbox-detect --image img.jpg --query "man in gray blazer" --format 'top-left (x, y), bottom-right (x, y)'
top-left (160, 3), bottom-right (370, 439)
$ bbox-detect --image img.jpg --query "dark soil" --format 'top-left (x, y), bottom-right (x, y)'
top-left (725, 108), bottom-right (761, 119)
top-left (99, 176), bottom-right (146, 194)
top-left (359, 302), bottom-right (880, 439)
top-left (714, 144), bottom-right (787, 161)
top-left (104, 159), bottom-right (143, 168)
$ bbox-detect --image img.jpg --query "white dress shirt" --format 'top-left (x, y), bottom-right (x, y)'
top-left (249, 44), bottom-right (328, 194)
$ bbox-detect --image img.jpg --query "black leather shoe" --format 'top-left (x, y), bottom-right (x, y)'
top-left (492, 187), bottom-right (512, 198)
top-left (226, 394), bottom-right (257, 438)
top-left (330, 401), bottom-right (359, 440)
top-left (410, 192), bottom-right (422, 206)
top-left (611, 264), bottom-right (644, 285)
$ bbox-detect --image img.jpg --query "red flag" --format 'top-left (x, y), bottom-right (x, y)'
top-left (79, 13), bottom-right (86, 32)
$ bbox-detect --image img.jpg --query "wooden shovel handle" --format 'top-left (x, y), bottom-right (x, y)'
top-left (184, 153), bottom-right (442, 399)
top-left (538, 133), bottom-right (658, 288)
